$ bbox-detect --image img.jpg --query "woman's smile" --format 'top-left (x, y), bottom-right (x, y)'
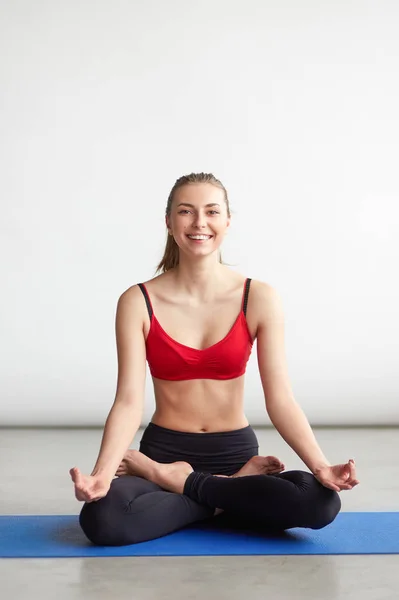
top-left (186, 234), bottom-right (214, 243)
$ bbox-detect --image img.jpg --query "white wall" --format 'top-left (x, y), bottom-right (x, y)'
top-left (1, 0), bottom-right (398, 427)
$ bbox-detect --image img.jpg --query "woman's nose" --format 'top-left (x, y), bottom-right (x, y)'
top-left (192, 214), bottom-right (207, 227)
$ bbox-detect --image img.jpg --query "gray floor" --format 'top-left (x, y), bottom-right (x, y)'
top-left (1, 426), bottom-right (398, 599)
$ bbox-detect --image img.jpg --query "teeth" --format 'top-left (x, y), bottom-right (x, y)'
top-left (188, 235), bottom-right (212, 240)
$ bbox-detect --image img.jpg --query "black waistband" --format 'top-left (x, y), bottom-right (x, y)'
top-left (139, 422), bottom-right (259, 476)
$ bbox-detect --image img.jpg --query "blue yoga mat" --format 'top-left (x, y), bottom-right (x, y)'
top-left (0, 513), bottom-right (398, 557)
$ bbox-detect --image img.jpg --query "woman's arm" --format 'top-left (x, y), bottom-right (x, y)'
top-left (90, 286), bottom-right (147, 482)
top-left (90, 400), bottom-right (144, 481)
top-left (255, 281), bottom-right (330, 474)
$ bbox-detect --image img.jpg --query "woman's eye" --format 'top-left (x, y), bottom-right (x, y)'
top-left (178, 210), bottom-right (219, 215)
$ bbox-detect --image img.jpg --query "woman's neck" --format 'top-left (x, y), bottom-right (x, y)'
top-left (168, 263), bottom-right (230, 301)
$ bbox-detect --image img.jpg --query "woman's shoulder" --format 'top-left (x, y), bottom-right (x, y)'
top-left (248, 279), bottom-right (285, 326)
top-left (118, 272), bottom-right (165, 295)
top-left (249, 278), bottom-right (276, 294)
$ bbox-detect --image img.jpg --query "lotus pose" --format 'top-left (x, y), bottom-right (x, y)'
top-left (70, 172), bottom-right (359, 546)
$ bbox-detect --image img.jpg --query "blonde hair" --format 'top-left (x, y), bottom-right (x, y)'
top-left (155, 172), bottom-right (232, 274)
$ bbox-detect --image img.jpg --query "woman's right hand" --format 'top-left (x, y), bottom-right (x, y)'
top-left (69, 467), bottom-right (111, 503)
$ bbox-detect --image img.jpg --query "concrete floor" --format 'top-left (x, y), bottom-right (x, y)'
top-left (0, 426), bottom-right (398, 600)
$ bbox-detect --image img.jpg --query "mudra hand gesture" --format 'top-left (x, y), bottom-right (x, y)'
top-left (314, 459), bottom-right (359, 492)
top-left (70, 467), bottom-right (111, 503)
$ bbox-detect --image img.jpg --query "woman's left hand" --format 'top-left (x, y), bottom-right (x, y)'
top-left (314, 459), bottom-right (360, 492)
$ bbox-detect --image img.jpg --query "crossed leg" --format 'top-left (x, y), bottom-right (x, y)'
top-left (79, 474), bottom-right (215, 546)
top-left (116, 450), bottom-right (341, 530)
top-left (116, 450), bottom-right (286, 517)
top-left (79, 451), bottom-right (341, 546)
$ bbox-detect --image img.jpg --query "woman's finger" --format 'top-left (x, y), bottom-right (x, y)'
top-left (69, 467), bottom-right (80, 483)
top-left (347, 479), bottom-right (360, 487)
top-left (339, 483), bottom-right (353, 490)
top-left (324, 481), bottom-right (341, 492)
top-left (71, 467), bottom-right (86, 492)
top-left (348, 459), bottom-right (356, 478)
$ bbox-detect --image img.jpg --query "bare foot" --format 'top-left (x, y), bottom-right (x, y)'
top-left (116, 450), bottom-right (146, 477)
top-left (116, 449), bottom-right (193, 494)
top-left (231, 455), bottom-right (285, 477)
top-left (116, 450), bottom-right (158, 479)
top-left (118, 451), bottom-right (284, 479)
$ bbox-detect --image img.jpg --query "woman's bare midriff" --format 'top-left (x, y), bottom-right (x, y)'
top-left (141, 269), bottom-right (259, 434)
top-left (150, 375), bottom-right (249, 433)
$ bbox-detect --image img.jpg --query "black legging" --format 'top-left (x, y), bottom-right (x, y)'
top-left (79, 422), bottom-right (341, 546)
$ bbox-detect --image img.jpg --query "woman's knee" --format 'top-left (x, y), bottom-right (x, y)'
top-left (306, 476), bottom-right (342, 530)
top-left (79, 495), bottom-right (127, 546)
top-left (78, 477), bottom-right (188, 546)
top-left (78, 478), bottom-right (144, 546)
top-left (281, 470), bottom-right (341, 530)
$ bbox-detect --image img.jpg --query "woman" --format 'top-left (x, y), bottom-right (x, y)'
top-left (70, 172), bottom-right (359, 546)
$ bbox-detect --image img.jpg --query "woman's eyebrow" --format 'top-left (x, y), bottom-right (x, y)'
top-left (177, 203), bottom-right (221, 207)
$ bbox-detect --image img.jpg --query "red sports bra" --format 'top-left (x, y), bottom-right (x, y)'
top-left (138, 278), bottom-right (254, 381)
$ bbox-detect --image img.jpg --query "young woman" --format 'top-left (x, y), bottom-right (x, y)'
top-left (70, 172), bottom-right (359, 546)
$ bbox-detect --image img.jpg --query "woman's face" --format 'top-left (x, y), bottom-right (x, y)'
top-left (166, 183), bottom-right (231, 256)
